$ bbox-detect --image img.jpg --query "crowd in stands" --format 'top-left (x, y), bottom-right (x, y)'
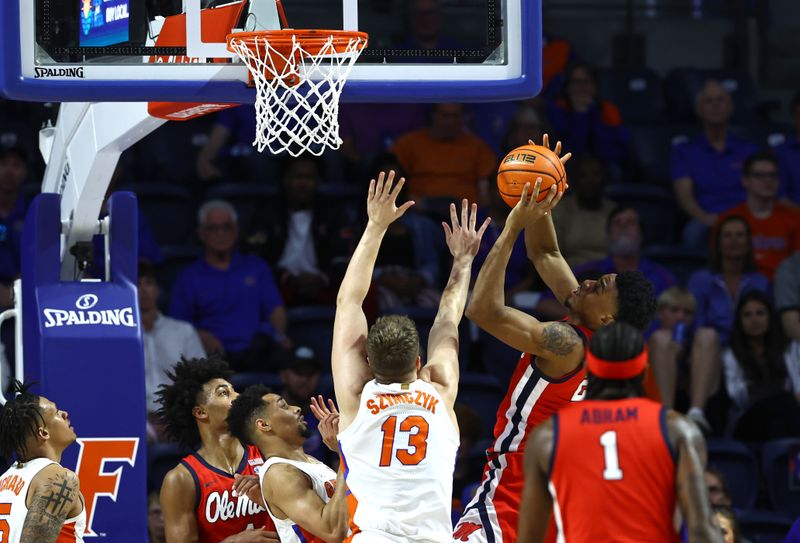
top-left (2, 12), bottom-right (800, 539)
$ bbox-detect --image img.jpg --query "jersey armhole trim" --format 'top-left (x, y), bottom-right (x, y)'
top-left (659, 407), bottom-right (677, 464)
top-left (179, 459), bottom-right (201, 512)
top-left (547, 415), bottom-right (559, 480)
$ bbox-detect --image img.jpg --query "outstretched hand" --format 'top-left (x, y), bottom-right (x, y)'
top-left (528, 133), bottom-right (573, 166)
top-left (506, 179), bottom-right (564, 232)
top-left (367, 170), bottom-right (415, 230)
top-left (310, 395), bottom-right (340, 453)
top-left (443, 199), bottom-right (491, 263)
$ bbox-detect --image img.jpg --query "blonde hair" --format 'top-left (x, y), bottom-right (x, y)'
top-left (366, 315), bottom-right (420, 380)
top-left (657, 286), bottom-right (696, 313)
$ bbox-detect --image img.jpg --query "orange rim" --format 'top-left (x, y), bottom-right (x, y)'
top-left (227, 29), bottom-right (368, 55)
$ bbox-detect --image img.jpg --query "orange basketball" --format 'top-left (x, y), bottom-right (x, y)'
top-left (497, 144), bottom-right (567, 207)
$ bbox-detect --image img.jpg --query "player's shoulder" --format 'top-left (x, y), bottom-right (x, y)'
top-left (31, 463), bottom-right (80, 495)
top-left (162, 462), bottom-right (197, 495)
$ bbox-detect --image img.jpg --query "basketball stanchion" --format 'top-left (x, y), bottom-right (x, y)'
top-left (227, 29), bottom-right (368, 157)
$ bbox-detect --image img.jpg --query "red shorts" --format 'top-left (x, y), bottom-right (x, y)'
top-left (453, 452), bottom-right (556, 543)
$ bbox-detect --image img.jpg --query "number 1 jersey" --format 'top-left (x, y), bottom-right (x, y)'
top-left (549, 398), bottom-right (680, 542)
top-left (338, 379), bottom-right (459, 543)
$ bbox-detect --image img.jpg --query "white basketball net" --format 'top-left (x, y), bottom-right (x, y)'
top-left (229, 33), bottom-right (367, 157)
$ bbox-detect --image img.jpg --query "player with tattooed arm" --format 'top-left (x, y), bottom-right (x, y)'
top-left (454, 136), bottom-right (657, 543)
top-left (0, 381), bottom-right (86, 542)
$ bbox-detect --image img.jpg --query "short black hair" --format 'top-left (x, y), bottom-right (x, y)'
top-left (614, 271), bottom-right (656, 331)
top-left (155, 355), bottom-right (233, 449)
top-left (605, 205), bottom-right (640, 232)
top-left (586, 323), bottom-right (646, 400)
top-left (742, 150), bottom-right (778, 175)
top-left (138, 259), bottom-right (157, 282)
top-left (227, 385), bottom-right (271, 446)
top-left (0, 381), bottom-right (45, 461)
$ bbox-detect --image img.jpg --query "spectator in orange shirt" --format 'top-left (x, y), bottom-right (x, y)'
top-left (391, 103), bottom-right (497, 207)
top-left (717, 151), bottom-right (800, 280)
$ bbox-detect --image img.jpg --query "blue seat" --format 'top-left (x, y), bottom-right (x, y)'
top-left (204, 182), bottom-right (281, 237)
top-left (706, 438), bottom-right (759, 510)
top-left (147, 442), bottom-right (192, 492)
top-left (457, 373), bottom-right (506, 438)
top-left (130, 115), bottom-right (215, 183)
top-left (596, 67), bottom-right (665, 123)
top-left (230, 372), bottom-right (283, 392)
top-left (737, 509), bottom-right (794, 543)
top-left (628, 124), bottom-right (695, 185)
top-left (643, 244), bottom-right (708, 286)
top-left (124, 184), bottom-right (196, 246)
top-left (317, 183), bottom-right (361, 225)
top-left (665, 68), bottom-right (759, 123)
top-left (761, 438), bottom-right (800, 518)
top-left (286, 306), bottom-right (337, 373)
top-left (477, 330), bottom-right (523, 385)
top-left (605, 183), bottom-right (678, 245)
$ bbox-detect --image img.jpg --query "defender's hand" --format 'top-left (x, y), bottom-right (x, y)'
top-left (367, 170), bottom-right (415, 230)
top-left (310, 396), bottom-right (340, 453)
top-left (443, 199), bottom-right (491, 262)
top-left (528, 133), bottom-right (573, 166)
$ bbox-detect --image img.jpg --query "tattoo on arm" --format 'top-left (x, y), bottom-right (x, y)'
top-left (20, 471), bottom-right (79, 543)
top-left (541, 323), bottom-right (580, 357)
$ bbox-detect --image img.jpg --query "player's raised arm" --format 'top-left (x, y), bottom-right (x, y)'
top-left (261, 465), bottom-right (348, 543)
top-left (523, 135), bottom-right (579, 305)
top-left (332, 171), bottom-right (414, 420)
top-left (467, 181), bottom-right (583, 365)
top-left (421, 199), bottom-right (489, 407)
top-left (668, 412), bottom-right (723, 543)
top-left (518, 419), bottom-right (555, 543)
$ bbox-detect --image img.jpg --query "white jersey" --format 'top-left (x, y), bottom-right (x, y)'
top-left (338, 379), bottom-right (459, 543)
top-left (259, 456), bottom-right (338, 543)
top-left (0, 457), bottom-right (86, 543)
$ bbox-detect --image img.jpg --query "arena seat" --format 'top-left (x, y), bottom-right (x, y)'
top-left (457, 373), bottom-right (506, 439)
top-left (761, 438), bottom-right (800, 518)
top-left (124, 183), bottom-right (196, 246)
top-left (605, 183), bottom-right (678, 245)
top-left (204, 182), bottom-right (281, 238)
top-left (643, 244), bottom-right (708, 286)
top-left (665, 68), bottom-right (759, 123)
top-left (737, 509), bottom-right (794, 543)
top-left (477, 330), bottom-right (522, 385)
top-left (130, 115), bottom-right (215, 184)
top-left (317, 183), bottom-right (362, 225)
top-left (286, 306), bottom-right (337, 373)
top-left (706, 438), bottom-right (759, 510)
top-left (147, 442), bottom-right (192, 492)
top-left (596, 67), bottom-right (665, 124)
top-left (628, 124), bottom-right (694, 185)
top-left (230, 372), bottom-right (283, 392)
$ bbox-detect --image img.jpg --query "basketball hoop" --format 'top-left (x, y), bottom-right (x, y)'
top-left (227, 29), bottom-right (368, 157)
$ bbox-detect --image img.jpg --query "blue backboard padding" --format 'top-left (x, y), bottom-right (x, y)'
top-left (1, 1), bottom-right (541, 103)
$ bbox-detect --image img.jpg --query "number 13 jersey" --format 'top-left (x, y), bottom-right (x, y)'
top-left (338, 379), bottom-right (459, 543)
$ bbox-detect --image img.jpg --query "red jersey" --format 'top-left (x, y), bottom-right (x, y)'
top-left (454, 324), bottom-right (592, 543)
top-left (549, 398), bottom-right (679, 543)
top-left (180, 445), bottom-right (275, 543)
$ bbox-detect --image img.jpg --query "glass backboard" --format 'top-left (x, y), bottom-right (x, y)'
top-left (1, 0), bottom-right (540, 103)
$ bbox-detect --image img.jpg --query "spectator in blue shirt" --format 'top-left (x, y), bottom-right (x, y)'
top-left (672, 80), bottom-right (759, 248)
top-left (535, 205), bottom-right (675, 321)
top-left (685, 215), bottom-right (770, 432)
top-left (775, 91), bottom-right (800, 205)
top-left (169, 200), bottom-right (290, 372)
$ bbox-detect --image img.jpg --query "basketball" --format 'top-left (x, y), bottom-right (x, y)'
top-left (497, 144), bottom-right (567, 207)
